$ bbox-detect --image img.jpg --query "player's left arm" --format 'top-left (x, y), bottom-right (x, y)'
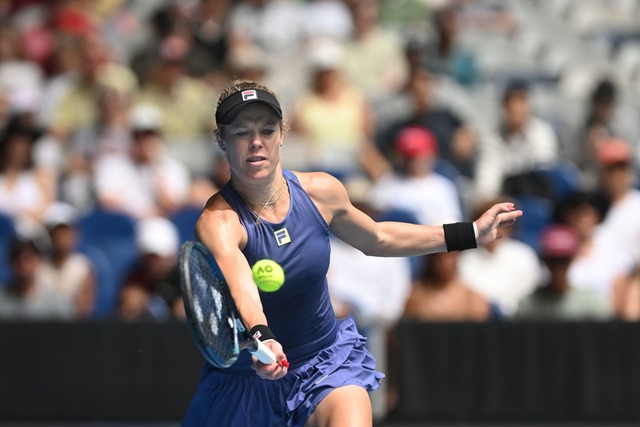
top-left (303, 172), bottom-right (521, 257)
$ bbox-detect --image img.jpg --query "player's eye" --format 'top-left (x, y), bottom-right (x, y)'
top-left (233, 131), bottom-right (250, 138)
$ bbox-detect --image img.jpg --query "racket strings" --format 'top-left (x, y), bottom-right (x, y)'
top-left (188, 250), bottom-right (237, 363)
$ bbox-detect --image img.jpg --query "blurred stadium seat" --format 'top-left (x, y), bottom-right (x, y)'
top-left (535, 161), bottom-right (582, 202)
top-left (77, 243), bottom-right (116, 318)
top-left (170, 206), bottom-right (202, 245)
top-left (0, 213), bottom-right (16, 286)
top-left (512, 195), bottom-right (554, 253)
top-left (76, 208), bottom-right (138, 312)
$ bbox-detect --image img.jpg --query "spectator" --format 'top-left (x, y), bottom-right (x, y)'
top-left (423, 5), bottom-right (479, 87)
top-left (0, 24), bottom-right (45, 116)
top-left (555, 191), bottom-right (625, 311)
top-left (188, 150), bottom-right (231, 208)
top-left (50, 33), bottom-right (138, 141)
top-left (365, 125), bottom-right (463, 226)
top-left (375, 69), bottom-right (477, 179)
top-left (458, 197), bottom-right (542, 317)
top-left (575, 79), bottom-right (640, 190)
top-left (0, 234), bottom-right (70, 319)
top-left (328, 175), bottom-right (413, 328)
top-left (40, 202), bottom-right (96, 318)
top-left (0, 117), bottom-right (55, 222)
top-left (291, 39), bottom-right (374, 179)
top-left (475, 79), bottom-right (559, 201)
top-left (36, 34), bottom-right (85, 131)
top-left (515, 225), bottom-right (611, 320)
top-left (341, 0), bottom-right (410, 103)
top-left (225, 0), bottom-right (310, 106)
top-left (119, 216), bottom-right (183, 321)
top-left (93, 103), bottom-right (191, 219)
top-left (403, 251), bottom-right (490, 321)
top-left (226, 0), bottom-right (306, 54)
top-left (612, 261), bottom-right (640, 321)
top-left (61, 85), bottom-right (133, 211)
top-left (223, 44), bottom-right (269, 84)
top-left (304, 0), bottom-right (354, 43)
top-left (578, 79), bottom-right (618, 175)
top-left (134, 34), bottom-right (214, 175)
top-left (594, 138), bottom-right (640, 272)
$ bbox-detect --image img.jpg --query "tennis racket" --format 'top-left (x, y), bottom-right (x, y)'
top-left (179, 240), bottom-right (277, 368)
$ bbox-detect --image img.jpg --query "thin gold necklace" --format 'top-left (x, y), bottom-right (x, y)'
top-left (239, 178), bottom-right (288, 225)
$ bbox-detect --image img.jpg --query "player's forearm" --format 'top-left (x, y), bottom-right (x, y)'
top-left (361, 221), bottom-right (449, 257)
top-left (222, 260), bottom-right (268, 329)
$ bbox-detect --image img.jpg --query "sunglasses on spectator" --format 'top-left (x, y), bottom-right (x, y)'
top-left (604, 161), bottom-right (630, 171)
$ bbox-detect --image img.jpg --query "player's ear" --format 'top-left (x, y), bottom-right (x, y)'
top-left (214, 128), bottom-right (227, 152)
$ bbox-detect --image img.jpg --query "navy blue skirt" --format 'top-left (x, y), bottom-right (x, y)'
top-left (182, 316), bottom-right (384, 427)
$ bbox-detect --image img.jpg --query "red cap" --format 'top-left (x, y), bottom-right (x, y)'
top-left (596, 138), bottom-right (633, 166)
top-left (539, 225), bottom-right (580, 259)
top-left (395, 126), bottom-right (438, 158)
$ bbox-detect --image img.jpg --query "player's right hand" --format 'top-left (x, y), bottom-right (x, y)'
top-left (251, 339), bottom-right (289, 380)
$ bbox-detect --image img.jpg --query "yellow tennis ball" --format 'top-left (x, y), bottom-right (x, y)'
top-left (252, 259), bottom-right (285, 292)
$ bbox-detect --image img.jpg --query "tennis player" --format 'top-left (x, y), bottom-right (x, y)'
top-left (182, 80), bottom-right (522, 426)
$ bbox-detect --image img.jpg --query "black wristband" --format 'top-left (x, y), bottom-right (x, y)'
top-left (443, 222), bottom-right (477, 252)
top-left (250, 324), bottom-right (276, 342)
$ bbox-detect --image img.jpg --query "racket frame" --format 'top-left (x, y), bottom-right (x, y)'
top-left (179, 241), bottom-right (276, 368)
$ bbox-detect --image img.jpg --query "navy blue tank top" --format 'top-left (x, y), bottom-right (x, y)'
top-left (218, 169), bottom-right (338, 373)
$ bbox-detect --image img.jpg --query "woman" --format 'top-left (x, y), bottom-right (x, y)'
top-left (404, 251), bottom-right (490, 322)
top-left (183, 80), bottom-right (521, 426)
top-left (291, 39), bottom-right (373, 179)
top-left (0, 117), bottom-right (55, 222)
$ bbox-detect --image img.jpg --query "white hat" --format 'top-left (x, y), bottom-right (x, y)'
top-left (308, 38), bottom-right (344, 71)
top-left (135, 216), bottom-right (179, 257)
top-left (42, 202), bottom-right (79, 230)
top-left (129, 103), bottom-right (164, 132)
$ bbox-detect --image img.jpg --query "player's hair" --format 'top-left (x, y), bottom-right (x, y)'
top-left (213, 80), bottom-right (289, 150)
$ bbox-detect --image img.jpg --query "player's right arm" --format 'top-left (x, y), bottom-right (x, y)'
top-left (195, 194), bottom-right (287, 379)
top-left (195, 194), bottom-right (266, 330)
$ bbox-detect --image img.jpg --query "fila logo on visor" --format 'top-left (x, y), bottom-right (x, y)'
top-left (274, 228), bottom-right (291, 246)
top-left (242, 90), bottom-right (258, 101)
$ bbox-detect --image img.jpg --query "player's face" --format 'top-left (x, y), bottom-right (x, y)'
top-left (224, 103), bottom-right (283, 180)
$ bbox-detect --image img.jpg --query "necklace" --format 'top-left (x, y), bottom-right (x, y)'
top-left (239, 178), bottom-right (288, 225)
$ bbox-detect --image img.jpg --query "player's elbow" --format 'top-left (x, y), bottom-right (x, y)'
top-left (358, 232), bottom-right (392, 257)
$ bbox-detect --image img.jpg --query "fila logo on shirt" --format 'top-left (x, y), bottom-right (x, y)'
top-left (274, 228), bottom-right (291, 246)
top-left (242, 90), bottom-right (258, 101)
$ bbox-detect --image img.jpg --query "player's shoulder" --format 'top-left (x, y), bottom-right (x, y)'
top-left (293, 172), bottom-right (346, 201)
top-left (196, 192), bottom-right (242, 234)
top-left (291, 170), bottom-right (346, 195)
top-left (196, 192), bottom-right (249, 248)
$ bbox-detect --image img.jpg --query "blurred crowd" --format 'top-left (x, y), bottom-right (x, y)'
top-left (0, 0), bottom-right (640, 329)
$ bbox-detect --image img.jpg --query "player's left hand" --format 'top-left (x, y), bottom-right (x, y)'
top-left (474, 202), bottom-right (523, 246)
top-left (251, 339), bottom-right (289, 380)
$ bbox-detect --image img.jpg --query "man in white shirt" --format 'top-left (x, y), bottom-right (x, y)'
top-left (594, 139), bottom-right (640, 273)
top-left (458, 198), bottom-right (543, 317)
top-left (475, 80), bottom-right (559, 200)
top-left (93, 104), bottom-right (191, 219)
top-left (367, 125), bottom-right (463, 226)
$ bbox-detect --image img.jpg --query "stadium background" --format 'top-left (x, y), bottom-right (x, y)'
top-left (1, 0), bottom-right (640, 425)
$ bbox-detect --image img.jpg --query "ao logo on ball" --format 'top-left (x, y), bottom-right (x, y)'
top-left (251, 259), bottom-right (285, 292)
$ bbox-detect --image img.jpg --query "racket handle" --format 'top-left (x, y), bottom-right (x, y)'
top-left (251, 339), bottom-right (277, 365)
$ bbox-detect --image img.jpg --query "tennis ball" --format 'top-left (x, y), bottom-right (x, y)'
top-left (252, 259), bottom-right (285, 292)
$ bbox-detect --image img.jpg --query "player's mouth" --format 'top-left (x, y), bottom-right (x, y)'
top-left (247, 156), bottom-right (267, 165)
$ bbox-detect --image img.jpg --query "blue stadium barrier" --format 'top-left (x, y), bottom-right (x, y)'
top-left (0, 213), bottom-right (16, 286)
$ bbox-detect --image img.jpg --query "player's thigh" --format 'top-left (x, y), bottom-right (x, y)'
top-left (306, 385), bottom-right (372, 427)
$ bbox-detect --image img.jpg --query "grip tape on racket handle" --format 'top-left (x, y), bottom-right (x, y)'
top-left (251, 339), bottom-right (277, 364)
